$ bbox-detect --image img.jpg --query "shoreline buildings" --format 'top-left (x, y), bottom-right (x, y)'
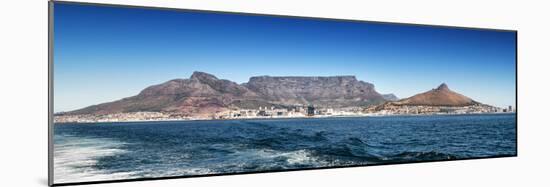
top-left (54, 104), bottom-right (513, 124)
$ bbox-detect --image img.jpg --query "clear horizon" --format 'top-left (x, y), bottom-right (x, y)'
top-left (53, 3), bottom-right (516, 112)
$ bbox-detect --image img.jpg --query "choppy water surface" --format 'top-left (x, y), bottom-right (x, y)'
top-left (54, 114), bottom-right (516, 183)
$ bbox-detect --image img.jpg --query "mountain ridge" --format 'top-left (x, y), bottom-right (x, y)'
top-left (66, 71), bottom-right (387, 117)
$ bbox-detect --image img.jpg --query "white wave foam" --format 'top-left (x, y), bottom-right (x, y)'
top-left (283, 150), bottom-right (316, 165)
top-left (249, 149), bottom-right (364, 168)
top-left (235, 149), bottom-right (326, 166)
top-left (141, 167), bottom-right (215, 178)
top-left (54, 135), bottom-right (137, 183)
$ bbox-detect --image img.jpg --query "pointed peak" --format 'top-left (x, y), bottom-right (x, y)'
top-left (190, 71), bottom-right (218, 81)
top-left (436, 83), bottom-right (449, 91)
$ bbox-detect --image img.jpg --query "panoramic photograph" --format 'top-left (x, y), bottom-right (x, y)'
top-left (52, 2), bottom-right (517, 184)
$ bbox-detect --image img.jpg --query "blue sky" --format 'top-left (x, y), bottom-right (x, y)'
top-left (53, 3), bottom-right (516, 112)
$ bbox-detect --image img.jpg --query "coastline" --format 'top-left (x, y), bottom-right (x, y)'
top-left (54, 112), bottom-right (516, 125)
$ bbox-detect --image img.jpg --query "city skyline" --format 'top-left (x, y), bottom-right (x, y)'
top-left (53, 3), bottom-right (516, 112)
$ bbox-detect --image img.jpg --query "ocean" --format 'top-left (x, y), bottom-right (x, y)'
top-left (53, 113), bottom-right (516, 183)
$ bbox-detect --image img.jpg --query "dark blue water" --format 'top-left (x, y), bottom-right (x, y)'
top-left (54, 114), bottom-right (516, 183)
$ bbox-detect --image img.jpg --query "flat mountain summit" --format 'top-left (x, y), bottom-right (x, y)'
top-left (67, 72), bottom-right (388, 117)
top-left (244, 74), bottom-right (385, 107)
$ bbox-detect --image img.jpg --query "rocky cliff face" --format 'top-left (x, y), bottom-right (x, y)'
top-left (67, 72), bottom-right (386, 117)
top-left (244, 75), bottom-right (385, 107)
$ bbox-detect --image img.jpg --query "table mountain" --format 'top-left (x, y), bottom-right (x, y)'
top-left (244, 75), bottom-right (386, 107)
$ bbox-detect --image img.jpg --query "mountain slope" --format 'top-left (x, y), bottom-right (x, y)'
top-left (391, 83), bottom-right (478, 106)
top-left (68, 72), bottom-right (261, 117)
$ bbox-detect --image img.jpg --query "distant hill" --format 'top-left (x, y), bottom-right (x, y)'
top-left (66, 72), bottom-right (387, 117)
top-left (382, 94), bottom-right (399, 101)
top-left (387, 83), bottom-right (479, 107)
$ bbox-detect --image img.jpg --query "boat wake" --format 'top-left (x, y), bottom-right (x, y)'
top-left (53, 134), bottom-right (137, 183)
